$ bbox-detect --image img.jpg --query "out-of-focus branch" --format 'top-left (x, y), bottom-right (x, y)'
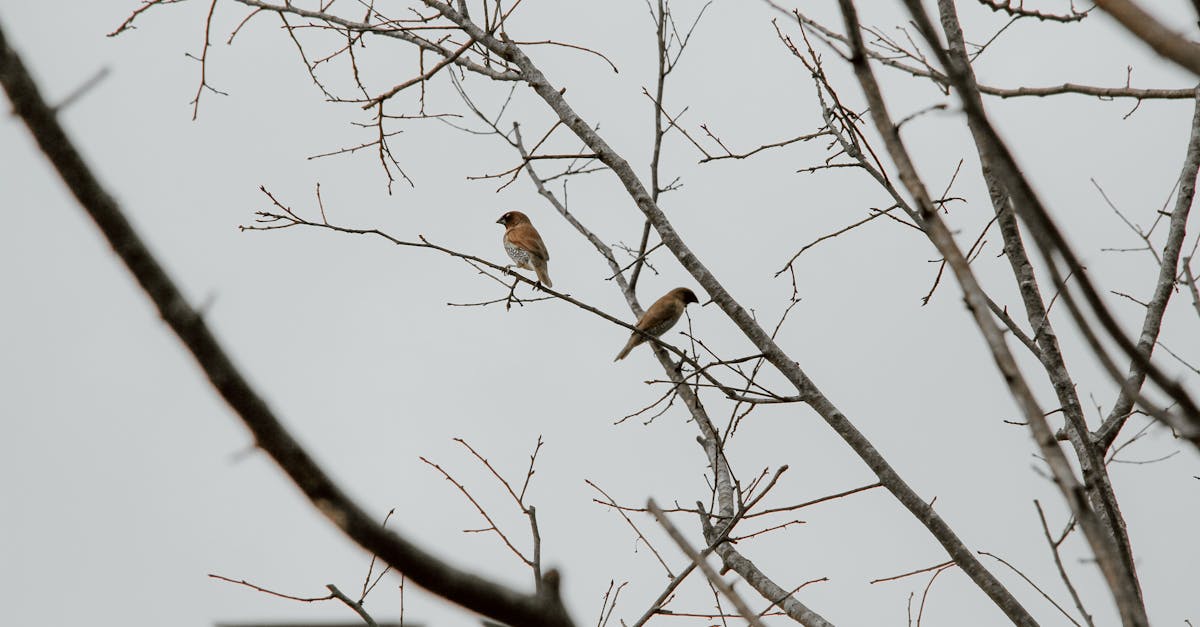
top-left (1093, 0), bottom-right (1200, 77)
top-left (0, 20), bottom-right (574, 627)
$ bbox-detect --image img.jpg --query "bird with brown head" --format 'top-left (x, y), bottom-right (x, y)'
top-left (496, 210), bottom-right (552, 288)
top-left (614, 287), bottom-right (700, 361)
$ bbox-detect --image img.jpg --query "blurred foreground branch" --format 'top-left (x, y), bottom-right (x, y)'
top-left (0, 18), bottom-right (575, 627)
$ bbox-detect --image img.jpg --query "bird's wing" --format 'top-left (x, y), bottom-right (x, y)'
top-left (637, 298), bottom-right (681, 333)
top-left (508, 223), bottom-right (550, 261)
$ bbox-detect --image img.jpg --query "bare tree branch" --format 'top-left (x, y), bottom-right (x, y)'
top-left (647, 500), bottom-right (769, 627)
top-left (1096, 87), bottom-right (1200, 450)
top-left (1035, 501), bottom-right (1095, 627)
top-left (1092, 0), bottom-right (1200, 76)
top-left (840, 1), bottom-right (1151, 623)
top-left (936, 2), bottom-right (1147, 621)
top-left (975, 0), bottom-right (1090, 22)
top-left (0, 20), bottom-right (574, 627)
top-left (403, 2), bottom-right (1048, 621)
top-left (901, 0), bottom-right (1200, 441)
top-left (781, 6), bottom-right (1193, 102)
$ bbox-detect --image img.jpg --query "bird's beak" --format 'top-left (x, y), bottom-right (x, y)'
top-left (495, 217), bottom-right (505, 225)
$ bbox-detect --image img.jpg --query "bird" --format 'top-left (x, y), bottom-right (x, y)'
top-left (614, 287), bottom-right (700, 361)
top-left (496, 210), bottom-right (552, 288)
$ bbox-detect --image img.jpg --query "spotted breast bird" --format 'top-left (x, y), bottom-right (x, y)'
top-left (496, 210), bottom-right (552, 288)
top-left (614, 287), bottom-right (700, 361)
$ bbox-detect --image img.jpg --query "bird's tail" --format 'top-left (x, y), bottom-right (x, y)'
top-left (534, 262), bottom-right (553, 288)
top-left (614, 335), bottom-right (641, 361)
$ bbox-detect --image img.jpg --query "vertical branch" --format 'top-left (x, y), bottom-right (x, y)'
top-left (894, 0), bottom-right (1153, 623)
top-left (190, 0), bottom-right (227, 120)
top-left (935, 0), bottom-right (1146, 618)
top-left (629, 0), bottom-right (669, 292)
top-left (528, 506), bottom-right (543, 594)
top-left (900, 0), bottom-right (1200, 436)
top-left (1096, 87), bottom-right (1200, 449)
top-left (837, 0), bottom-right (1146, 624)
top-left (1036, 501), bottom-right (1095, 627)
top-left (1184, 258), bottom-right (1200, 320)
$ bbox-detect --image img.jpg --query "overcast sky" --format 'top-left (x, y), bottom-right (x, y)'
top-left (2, 1), bottom-right (1199, 626)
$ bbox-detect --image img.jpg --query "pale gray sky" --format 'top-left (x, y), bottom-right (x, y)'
top-left (2, 1), bottom-right (1198, 626)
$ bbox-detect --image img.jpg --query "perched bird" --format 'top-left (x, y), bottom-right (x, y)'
top-left (614, 287), bottom-right (700, 361)
top-left (496, 210), bottom-right (552, 288)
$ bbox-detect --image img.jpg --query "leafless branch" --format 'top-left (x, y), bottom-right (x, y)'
top-left (1035, 501), bottom-right (1095, 627)
top-left (779, 5), bottom-right (1193, 105)
top-left (978, 550), bottom-right (1083, 627)
top-left (647, 500), bottom-right (768, 627)
top-left (1092, 0), bottom-right (1200, 76)
top-left (870, 561), bottom-right (955, 585)
top-left (587, 480), bottom-right (674, 578)
top-left (775, 205), bottom-right (901, 276)
top-left (208, 574), bottom-right (381, 627)
top-left (187, 0), bottom-right (227, 120)
top-left (0, 25), bottom-right (575, 627)
top-left (1096, 87), bottom-right (1200, 450)
top-left (975, 0), bottom-right (1089, 22)
top-left (699, 129), bottom-right (831, 163)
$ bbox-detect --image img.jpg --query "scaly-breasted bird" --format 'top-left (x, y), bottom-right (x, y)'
top-left (614, 287), bottom-right (700, 361)
top-left (496, 211), bottom-right (552, 288)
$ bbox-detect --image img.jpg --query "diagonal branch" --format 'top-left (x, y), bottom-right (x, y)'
top-left (362, 36), bottom-right (477, 109)
top-left (647, 500), bottom-right (768, 627)
top-left (420, 1), bottom-right (1042, 623)
top-left (0, 19), bottom-right (573, 627)
top-left (1092, 0), bottom-right (1200, 76)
